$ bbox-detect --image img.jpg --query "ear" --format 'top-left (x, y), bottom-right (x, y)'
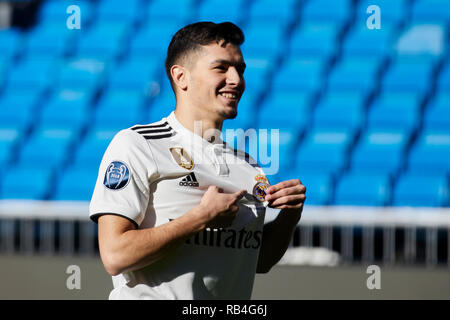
top-left (171, 65), bottom-right (188, 91)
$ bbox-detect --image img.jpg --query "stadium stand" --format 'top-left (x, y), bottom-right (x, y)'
top-left (0, 0), bottom-right (448, 209)
top-left (334, 171), bottom-right (391, 206)
top-left (198, 0), bottom-right (245, 25)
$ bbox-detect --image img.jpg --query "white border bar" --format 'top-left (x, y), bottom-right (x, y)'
top-left (265, 205), bottom-right (450, 228)
top-left (1, 201), bottom-right (450, 227)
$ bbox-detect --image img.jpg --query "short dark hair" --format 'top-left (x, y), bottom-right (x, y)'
top-left (165, 21), bottom-right (245, 93)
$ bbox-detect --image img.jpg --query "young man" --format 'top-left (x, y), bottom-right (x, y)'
top-left (89, 22), bottom-right (306, 300)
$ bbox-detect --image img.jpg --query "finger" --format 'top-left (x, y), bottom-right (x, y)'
top-left (232, 189), bottom-right (247, 201)
top-left (268, 194), bottom-right (306, 208)
top-left (269, 203), bottom-right (305, 210)
top-left (208, 185), bottom-right (220, 192)
top-left (229, 204), bottom-right (239, 213)
top-left (265, 184), bottom-right (306, 201)
top-left (266, 179), bottom-right (302, 194)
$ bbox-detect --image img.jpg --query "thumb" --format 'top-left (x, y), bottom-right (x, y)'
top-left (232, 189), bottom-right (247, 201)
top-left (207, 185), bottom-right (222, 193)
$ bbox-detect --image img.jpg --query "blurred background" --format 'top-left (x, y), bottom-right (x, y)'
top-left (0, 0), bottom-right (449, 299)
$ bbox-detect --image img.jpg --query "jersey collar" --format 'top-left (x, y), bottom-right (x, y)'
top-left (166, 111), bottom-right (226, 149)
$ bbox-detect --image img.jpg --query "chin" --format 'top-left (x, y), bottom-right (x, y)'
top-left (219, 108), bottom-right (238, 120)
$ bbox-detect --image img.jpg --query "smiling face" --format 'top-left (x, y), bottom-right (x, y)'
top-left (172, 41), bottom-right (246, 122)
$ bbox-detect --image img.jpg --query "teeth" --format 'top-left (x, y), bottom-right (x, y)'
top-left (221, 93), bottom-right (236, 99)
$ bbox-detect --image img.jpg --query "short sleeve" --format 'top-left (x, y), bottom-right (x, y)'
top-left (89, 129), bottom-right (158, 227)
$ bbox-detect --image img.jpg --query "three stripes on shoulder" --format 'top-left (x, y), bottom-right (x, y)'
top-left (131, 121), bottom-right (174, 140)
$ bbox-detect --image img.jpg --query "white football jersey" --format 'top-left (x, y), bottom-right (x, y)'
top-left (89, 111), bottom-right (269, 300)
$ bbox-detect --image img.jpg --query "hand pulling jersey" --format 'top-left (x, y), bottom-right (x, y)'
top-left (89, 111), bottom-right (268, 300)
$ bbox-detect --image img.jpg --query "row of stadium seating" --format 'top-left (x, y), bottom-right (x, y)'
top-left (1, 67), bottom-right (449, 131)
top-left (1, 159), bottom-right (447, 207)
top-left (0, 0), bottom-right (449, 206)
top-left (2, 0), bottom-right (449, 61)
top-left (31, 0), bottom-right (450, 29)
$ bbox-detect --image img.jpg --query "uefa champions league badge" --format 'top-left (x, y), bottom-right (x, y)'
top-left (103, 161), bottom-right (130, 190)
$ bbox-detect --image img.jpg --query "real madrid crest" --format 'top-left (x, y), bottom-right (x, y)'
top-left (169, 147), bottom-right (194, 170)
top-left (254, 174), bottom-right (269, 184)
top-left (253, 181), bottom-right (270, 202)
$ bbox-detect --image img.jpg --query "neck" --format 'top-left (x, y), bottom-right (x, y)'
top-left (174, 103), bottom-right (223, 143)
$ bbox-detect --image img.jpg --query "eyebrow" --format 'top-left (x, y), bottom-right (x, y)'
top-left (210, 59), bottom-right (246, 70)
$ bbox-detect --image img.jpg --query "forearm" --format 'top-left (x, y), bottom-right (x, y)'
top-left (102, 206), bottom-right (206, 275)
top-left (256, 208), bottom-right (302, 273)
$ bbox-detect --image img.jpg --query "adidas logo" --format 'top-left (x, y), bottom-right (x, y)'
top-left (179, 172), bottom-right (199, 187)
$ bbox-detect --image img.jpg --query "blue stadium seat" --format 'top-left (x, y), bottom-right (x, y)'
top-left (25, 22), bottom-right (74, 58)
top-left (313, 91), bottom-right (366, 131)
top-left (296, 128), bottom-right (356, 176)
top-left (265, 165), bottom-right (308, 186)
top-left (253, 129), bottom-right (298, 174)
top-left (76, 22), bottom-right (130, 60)
top-left (94, 90), bottom-right (145, 130)
top-left (408, 129), bottom-right (450, 174)
top-left (302, 0), bottom-right (352, 24)
top-left (367, 92), bottom-right (421, 132)
top-left (198, 0), bottom-right (245, 25)
top-left (241, 23), bottom-right (285, 60)
top-left (0, 56), bottom-right (10, 91)
top-left (0, 28), bottom-right (22, 60)
top-left (97, 0), bottom-right (143, 24)
top-left (289, 22), bottom-right (339, 59)
top-left (39, 0), bottom-right (94, 26)
top-left (382, 56), bottom-right (436, 94)
top-left (108, 58), bottom-right (160, 94)
top-left (249, 0), bottom-right (297, 24)
top-left (227, 126), bottom-right (298, 175)
top-left (265, 170), bottom-right (290, 185)
top-left (7, 58), bottom-right (55, 92)
top-left (73, 127), bottom-right (117, 169)
top-left (53, 165), bottom-right (98, 201)
top-left (1, 166), bottom-right (53, 200)
top-left (437, 63), bottom-right (450, 90)
top-left (393, 172), bottom-right (449, 207)
top-left (147, 0), bottom-right (194, 24)
top-left (0, 127), bottom-right (21, 167)
top-left (240, 55), bottom-right (272, 94)
top-left (272, 57), bottom-right (325, 93)
top-left (257, 91), bottom-right (310, 133)
top-left (17, 126), bottom-right (79, 170)
top-left (342, 22), bottom-right (396, 58)
top-left (39, 88), bottom-right (94, 129)
top-left (424, 92), bottom-right (450, 130)
top-left (295, 171), bottom-right (333, 205)
top-left (129, 21), bottom-right (181, 59)
top-left (411, 0), bottom-right (450, 23)
top-left (334, 172), bottom-right (391, 206)
top-left (350, 129), bottom-right (410, 176)
top-left (147, 93), bottom-right (176, 123)
top-left (0, 89), bottom-right (42, 131)
top-left (327, 57), bottom-right (381, 93)
top-left (0, 141), bottom-right (13, 168)
top-left (357, 0), bottom-right (407, 25)
top-left (395, 23), bottom-right (446, 57)
top-left (56, 57), bottom-right (107, 91)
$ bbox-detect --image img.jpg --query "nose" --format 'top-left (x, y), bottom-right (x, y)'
top-left (226, 66), bottom-right (244, 88)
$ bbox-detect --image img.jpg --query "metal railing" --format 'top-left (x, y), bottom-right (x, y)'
top-left (1, 201), bottom-right (449, 267)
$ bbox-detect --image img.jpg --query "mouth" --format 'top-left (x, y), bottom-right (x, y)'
top-left (218, 91), bottom-right (240, 105)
